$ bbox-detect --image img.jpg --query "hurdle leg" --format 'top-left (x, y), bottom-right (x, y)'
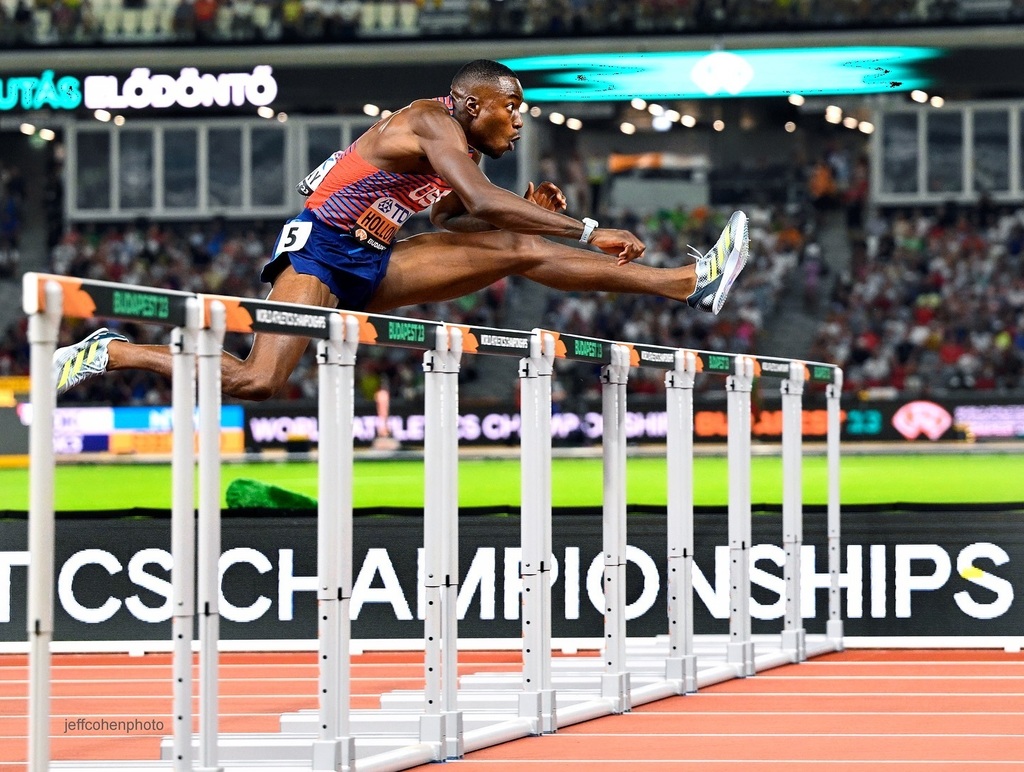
top-left (24, 278), bottom-right (62, 772)
top-left (420, 325), bottom-right (464, 759)
top-left (665, 350), bottom-right (698, 694)
top-left (312, 314), bottom-right (358, 772)
top-left (196, 300), bottom-right (226, 772)
top-left (600, 344), bottom-right (631, 713)
top-left (518, 331), bottom-right (556, 733)
top-left (780, 361), bottom-right (806, 662)
top-left (170, 299), bottom-right (200, 770)
top-left (826, 374), bottom-right (845, 647)
top-left (726, 356), bottom-right (755, 677)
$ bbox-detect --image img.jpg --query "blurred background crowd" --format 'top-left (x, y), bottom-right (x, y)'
top-left (4, 0), bottom-right (1024, 48)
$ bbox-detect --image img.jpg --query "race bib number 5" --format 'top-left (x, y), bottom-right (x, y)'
top-left (352, 198), bottom-right (411, 252)
top-left (274, 221), bottom-right (312, 256)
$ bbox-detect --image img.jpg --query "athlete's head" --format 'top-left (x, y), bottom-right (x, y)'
top-left (450, 59), bottom-right (524, 159)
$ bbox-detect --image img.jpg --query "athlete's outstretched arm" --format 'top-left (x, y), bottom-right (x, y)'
top-left (430, 180), bottom-right (567, 233)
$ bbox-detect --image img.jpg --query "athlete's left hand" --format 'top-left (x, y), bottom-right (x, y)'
top-left (524, 181), bottom-right (567, 212)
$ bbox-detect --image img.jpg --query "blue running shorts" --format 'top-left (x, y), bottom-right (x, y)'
top-left (260, 208), bottom-right (393, 311)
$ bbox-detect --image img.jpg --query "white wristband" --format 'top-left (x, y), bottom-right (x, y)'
top-left (580, 217), bottom-right (598, 243)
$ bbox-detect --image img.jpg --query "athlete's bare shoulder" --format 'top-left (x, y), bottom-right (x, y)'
top-left (357, 98), bottom-right (467, 172)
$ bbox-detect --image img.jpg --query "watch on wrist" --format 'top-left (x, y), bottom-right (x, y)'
top-left (580, 217), bottom-right (599, 243)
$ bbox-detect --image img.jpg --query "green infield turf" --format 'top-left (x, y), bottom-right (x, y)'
top-left (0, 452), bottom-right (1021, 511)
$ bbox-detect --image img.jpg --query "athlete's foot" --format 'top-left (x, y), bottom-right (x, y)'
top-left (685, 211), bottom-right (750, 315)
top-left (53, 327), bottom-right (129, 397)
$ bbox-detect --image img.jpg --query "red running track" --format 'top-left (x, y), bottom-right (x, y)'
top-left (2, 649), bottom-right (1023, 771)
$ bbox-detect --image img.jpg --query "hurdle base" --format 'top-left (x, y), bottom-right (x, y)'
top-left (665, 654), bottom-right (698, 693)
top-left (312, 737), bottom-right (355, 772)
top-left (727, 641), bottom-right (756, 677)
top-left (781, 628), bottom-right (807, 663)
top-left (827, 619), bottom-right (845, 650)
top-left (518, 689), bottom-right (557, 734)
top-left (601, 672), bottom-right (631, 713)
top-left (418, 714), bottom-right (446, 761)
top-left (444, 710), bottom-right (464, 759)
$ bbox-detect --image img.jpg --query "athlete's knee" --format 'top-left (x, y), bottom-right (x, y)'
top-left (223, 367), bottom-right (289, 402)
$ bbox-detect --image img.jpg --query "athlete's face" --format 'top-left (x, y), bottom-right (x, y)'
top-left (467, 77), bottom-right (525, 159)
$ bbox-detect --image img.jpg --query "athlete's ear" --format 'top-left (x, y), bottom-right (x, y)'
top-left (464, 94), bottom-right (480, 117)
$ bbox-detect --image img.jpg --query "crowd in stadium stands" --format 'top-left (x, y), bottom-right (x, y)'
top-left (808, 203), bottom-right (1024, 395)
top-left (2, 0), bottom-right (1023, 48)
top-left (0, 164), bottom-right (25, 280)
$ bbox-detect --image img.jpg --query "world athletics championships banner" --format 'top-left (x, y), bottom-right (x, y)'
top-left (1, 508), bottom-right (1020, 642)
top-left (3, 390), bottom-right (1024, 461)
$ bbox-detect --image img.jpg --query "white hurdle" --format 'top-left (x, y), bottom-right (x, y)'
top-left (726, 355), bottom-right (756, 676)
top-left (600, 343), bottom-right (632, 712)
top-left (25, 279), bottom-right (62, 772)
top-left (312, 313), bottom-right (359, 772)
top-left (21, 273), bottom-right (200, 772)
top-left (781, 360), bottom-right (807, 661)
top-left (170, 298), bottom-right (200, 770)
top-left (22, 273), bottom-right (846, 772)
top-left (420, 324), bottom-right (464, 759)
top-left (665, 349), bottom-right (698, 693)
top-left (518, 330), bottom-right (557, 733)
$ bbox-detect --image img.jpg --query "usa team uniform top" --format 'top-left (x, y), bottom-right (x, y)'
top-left (300, 144), bottom-right (454, 252)
top-left (260, 96), bottom-right (462, 310)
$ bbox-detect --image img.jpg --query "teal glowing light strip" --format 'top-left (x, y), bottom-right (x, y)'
top-left (501, 48), bottom-right (939, 101)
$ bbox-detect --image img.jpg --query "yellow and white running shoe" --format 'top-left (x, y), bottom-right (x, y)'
top-left (685, 210), bottom-right (750, 315)
top-left (53, 327), bottom-right (128, 396)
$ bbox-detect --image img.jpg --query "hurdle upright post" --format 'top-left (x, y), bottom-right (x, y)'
top-left (518, 330), bottom-right (556, 733)
top-left (197, 300), bottom-right (226, 772)
top-left (600, 343), bottom-right (631, 713)
top-left (780, 360), bottom-right (807, 662)
top-left (24, 277), bottom-right (62, 772)
top-left (665, 349), bottom-right (698, 694)
top-left (826, 369), bottom-right (845, 647)
top-left (312, 313), bottom-right (358, 772)
top-left (170, 297), bottom-right (201, 770)
top-left (726, 355), bottom-right (755, 677)
top-left (420, 324), bottom-right (464, 759)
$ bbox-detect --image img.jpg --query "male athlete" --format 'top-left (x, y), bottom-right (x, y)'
top-left (54, 59), bottom-right (749, 400)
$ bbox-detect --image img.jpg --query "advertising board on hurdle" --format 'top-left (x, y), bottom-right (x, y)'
top-left (23, 272), bottom-right (844, 772)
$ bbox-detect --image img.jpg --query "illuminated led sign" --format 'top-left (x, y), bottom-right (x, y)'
top-left (84, 66), bottom-right (278, 111)
top-left (502, 47), bottom-right (938, 101)
top-left (0, 66), bottom-right (278, 112)
top-left (0, 70), bottom-right (81, 111)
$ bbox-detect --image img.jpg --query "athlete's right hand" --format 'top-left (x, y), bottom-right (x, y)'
top-left (590, 228), bottom-right (646, 265)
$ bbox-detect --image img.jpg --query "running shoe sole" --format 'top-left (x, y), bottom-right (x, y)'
top-left (711, 210), bottom-right (750, 315)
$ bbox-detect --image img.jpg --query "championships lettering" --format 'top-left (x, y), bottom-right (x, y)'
top-left (0, 540), bottom-right (1014, 628)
